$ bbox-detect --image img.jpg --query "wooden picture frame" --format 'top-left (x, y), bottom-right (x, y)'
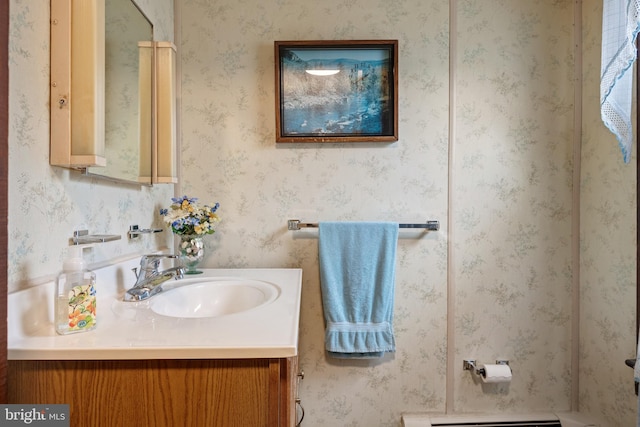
top-left (275, 40), bottom-right (398, 143)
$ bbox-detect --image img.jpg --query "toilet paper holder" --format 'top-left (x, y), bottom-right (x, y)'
top-left (463, 359), bottom-right (509, 377)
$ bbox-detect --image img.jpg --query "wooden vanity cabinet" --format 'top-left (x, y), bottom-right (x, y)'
top-left (8, 356), bottom-right (298, 427)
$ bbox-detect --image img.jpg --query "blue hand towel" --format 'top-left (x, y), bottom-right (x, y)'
top-left (318, 222), bottom-right (399, 358)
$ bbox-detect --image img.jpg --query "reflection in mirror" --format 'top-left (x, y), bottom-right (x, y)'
top-left (87, 0), bottom-right (153, 184)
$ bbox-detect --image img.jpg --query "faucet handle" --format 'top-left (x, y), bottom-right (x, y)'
top-left (142, 254), bottom-right (179, 260)
top-left (140, 254), bottom-right (179, 272)
top-left (144, 254), bottom-right (179, 258)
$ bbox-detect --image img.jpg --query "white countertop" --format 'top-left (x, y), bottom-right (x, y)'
top-left (8, 265), bottom-right (302, 360)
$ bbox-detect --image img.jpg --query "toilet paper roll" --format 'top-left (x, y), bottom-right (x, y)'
top-left (480, 364), bottom-right (512, 383)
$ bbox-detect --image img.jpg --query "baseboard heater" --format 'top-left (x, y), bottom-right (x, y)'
top-left (402, 413), bottom-right (597, 427)
top-left (427, 422), bottom-right (560, 427)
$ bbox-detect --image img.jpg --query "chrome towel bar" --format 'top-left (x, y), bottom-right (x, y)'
top-left (287, 219), bottom-right (440, 231)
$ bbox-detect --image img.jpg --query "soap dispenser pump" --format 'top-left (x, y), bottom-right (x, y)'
top-left (55, 245), bottom-right (97, 335)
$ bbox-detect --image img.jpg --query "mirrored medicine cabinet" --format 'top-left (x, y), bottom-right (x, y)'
top-left (49, 0), bottom-right (177, 185)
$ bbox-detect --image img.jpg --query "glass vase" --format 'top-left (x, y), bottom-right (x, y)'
top-left (179, 235), bottom-right (205, 274)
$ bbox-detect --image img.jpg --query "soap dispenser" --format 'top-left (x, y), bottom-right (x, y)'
top-left (55, 245), bottom-right (97, 335)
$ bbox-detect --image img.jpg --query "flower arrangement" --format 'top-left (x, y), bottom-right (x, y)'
top-left (160, 195), bottom-right (220, 236)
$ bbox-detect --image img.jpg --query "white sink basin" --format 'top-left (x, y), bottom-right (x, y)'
top-left (150, 279), bottom-right (280, 318)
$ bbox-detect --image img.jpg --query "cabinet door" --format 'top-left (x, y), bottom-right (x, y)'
top-left (9, 359), bottom-right (276, 427)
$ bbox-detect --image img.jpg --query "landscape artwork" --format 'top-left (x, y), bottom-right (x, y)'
top-left (275, 40), bottom-right (398, 143)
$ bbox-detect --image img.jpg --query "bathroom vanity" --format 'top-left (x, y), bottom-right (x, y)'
top-left (7, 266), bottom-right (303, 427)
top-left (9, 357), bottom-right (299, 426)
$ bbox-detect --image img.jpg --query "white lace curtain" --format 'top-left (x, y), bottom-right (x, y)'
top-left (601, 0), bottom-right (640, 163)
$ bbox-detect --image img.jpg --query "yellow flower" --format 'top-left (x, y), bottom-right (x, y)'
top-left (161, 196), bottom-right (220, 236)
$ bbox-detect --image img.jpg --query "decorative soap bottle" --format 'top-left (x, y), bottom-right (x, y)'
top-left (55, 245), bottom-right (97, 335)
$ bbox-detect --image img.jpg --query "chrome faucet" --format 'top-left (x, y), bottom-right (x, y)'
top-left (123, 254), bottom-right (185, 301)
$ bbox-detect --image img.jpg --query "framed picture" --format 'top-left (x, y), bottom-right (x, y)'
top-left (275, 40), bottom-right (398, 143)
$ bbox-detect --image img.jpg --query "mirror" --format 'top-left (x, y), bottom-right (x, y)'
top-left (87, 0), bottom-right (153, 184)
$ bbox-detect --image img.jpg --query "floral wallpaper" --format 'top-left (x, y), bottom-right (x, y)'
top-left (7, 0), bottom-right (175, 294)
top-left (453, 0), bottom-right (576, 413)
top-left (7, 0), bottom-right (638, 426)
top-left (580, 1), bottom-right (637, 425)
